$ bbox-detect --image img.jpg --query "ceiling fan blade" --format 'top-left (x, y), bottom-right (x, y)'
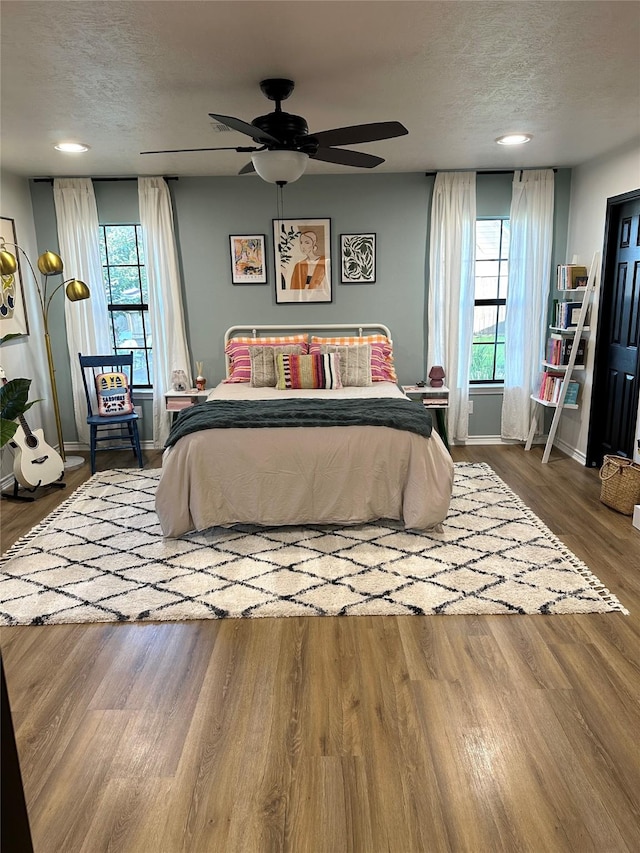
top-left (238, 162), bottom-right (256, 175)
top-left (311, 147), bottom-right (384, 168)
top-left (140, 145), bottom-right (259, 155)
top-left (303, 121), bottom-right (408, 148)
top-left (208, 113), bottom-right (280, 145)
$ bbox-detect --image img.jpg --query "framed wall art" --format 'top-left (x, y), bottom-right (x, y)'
top-left (0, 216), bottom-right (29, 337)
top-left (229, 234), bottom-right (268, 284)
top-left (273, 218), bottom-right (332, 303)
top-left (340, 233), bottom-right (376, 284)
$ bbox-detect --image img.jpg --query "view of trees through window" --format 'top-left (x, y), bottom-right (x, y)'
top-left (98, 220), bottom-right (507, 388)
top-left (471, 218), bottom-right (509, 383)
top-left (99, 225), bottom-right (152, 387)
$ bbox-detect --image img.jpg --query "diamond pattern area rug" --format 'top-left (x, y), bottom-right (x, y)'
top-left (0, 464), bottom-right (627, 625)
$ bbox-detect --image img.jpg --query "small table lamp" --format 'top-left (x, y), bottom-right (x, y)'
top-left (428, 365), bottom-right (445, 387)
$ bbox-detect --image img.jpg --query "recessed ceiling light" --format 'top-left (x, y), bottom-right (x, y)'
top-left (54, 142), bottom-right (90, 153)
top-left (496, 134), bottom-right (532, 146)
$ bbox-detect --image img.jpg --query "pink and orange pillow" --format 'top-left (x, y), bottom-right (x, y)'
top-left (224, 335), bottom-right (308, 383)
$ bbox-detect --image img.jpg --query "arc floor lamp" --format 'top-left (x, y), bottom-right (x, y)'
top-left (0, 241), bottom-right (90, 469)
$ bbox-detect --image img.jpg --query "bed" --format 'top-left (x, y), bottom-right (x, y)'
top-left (155, 324), bottom-right (454, 536)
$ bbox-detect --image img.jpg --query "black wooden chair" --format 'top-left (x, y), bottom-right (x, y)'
top-left (78, 352), bottom-right (144, 474)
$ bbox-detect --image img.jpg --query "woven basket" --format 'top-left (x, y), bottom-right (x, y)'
top-left (599, 455), bottom-right (640, 515)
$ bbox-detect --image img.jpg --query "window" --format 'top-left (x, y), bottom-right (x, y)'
top-left (99, 225), bottom-right (153, 387)
top-left (471, 218), bottom-right (510, 383)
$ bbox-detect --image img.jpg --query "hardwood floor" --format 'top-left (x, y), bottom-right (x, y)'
top-left (1, 446), bottom-right (639, 852)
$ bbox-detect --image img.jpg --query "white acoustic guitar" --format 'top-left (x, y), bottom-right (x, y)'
top-left (0, 366), bottom-right (64, 489)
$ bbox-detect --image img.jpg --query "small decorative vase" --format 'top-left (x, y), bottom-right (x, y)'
top-left (196, 375), bottom-right (206, 391)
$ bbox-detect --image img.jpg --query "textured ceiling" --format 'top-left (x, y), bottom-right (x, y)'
top-left (1, 1), bottom-right (639, 179)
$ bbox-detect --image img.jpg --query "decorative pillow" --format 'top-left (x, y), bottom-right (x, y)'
top-left (248, 344), bottom-right (305, 388)
top-left (315, 343), bottom-right (372, 387)
top-left (275, 352), bottom-right (342, 390)
top-left (224, 335), bottom-right (308, 383)
top-left (310, 335), bottom-right (396, 382)
top-left (95, 372), bottom-right (134, 416)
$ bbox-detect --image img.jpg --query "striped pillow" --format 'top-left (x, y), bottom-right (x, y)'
top-left (224, 335), bottom-right (308, 382)
top-left (310, 335), bottom-right (396, 382)
top-left (275, 352), bottom-right (342, 390)
top-left (248, 344), bottom-right (305, 387)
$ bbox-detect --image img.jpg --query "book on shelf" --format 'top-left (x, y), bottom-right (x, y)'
top-left (554, 300), bottom-right (584, 329)
top-left (557, 264), bottom-right (588, 290)
top-left (403, 384), bottom-right (448, 396)
top-left (563, 381), bottom-right (580, 405)
top-left (547, 335), bottom-right (586, 365)
top-left (537, 372), bottom-right (580, 405)
top-left (538, 370), bottom-right (563, 402)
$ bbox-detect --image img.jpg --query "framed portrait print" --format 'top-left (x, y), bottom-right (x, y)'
top-left (229, 234), bottom-right (268, 284)
top-left (0, 217), bottom-right (29, 337)
top-left (273, 218), bottom-right (332, 303)
top-left (340, 233), bottom-right (376, 284)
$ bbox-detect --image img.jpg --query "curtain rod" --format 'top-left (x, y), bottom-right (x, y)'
top-left (32, 176), bottom-right (179, 183)
top-left (34, 171), bottom-right (558, 182)
top-left (425, 168), bottom-right (558, 177)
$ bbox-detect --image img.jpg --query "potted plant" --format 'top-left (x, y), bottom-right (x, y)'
top-left (0, 333), bottom-right (39, 447)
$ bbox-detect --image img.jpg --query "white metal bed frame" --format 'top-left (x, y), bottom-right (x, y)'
top-left (223, 323), bottom-right (392, 378)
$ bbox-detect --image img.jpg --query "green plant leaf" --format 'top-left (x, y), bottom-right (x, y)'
top-left (0, 377), bottom-right (32, 421)
top-left (0, 417), bottom-right (18, 446)
top-left (21, 399), bottom-right (40, 415)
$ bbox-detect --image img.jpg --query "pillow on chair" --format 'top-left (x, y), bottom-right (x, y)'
top-left (95, 372), bottom-right (135, 416)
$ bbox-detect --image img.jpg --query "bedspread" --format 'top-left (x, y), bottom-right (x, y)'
top-left (156, 421), bottom-right (453, 536)
top-left (165, 397), bottom-right (433, 447)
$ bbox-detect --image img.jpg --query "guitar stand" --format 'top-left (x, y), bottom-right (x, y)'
top-left (1, 477), bottom-right (66, 503)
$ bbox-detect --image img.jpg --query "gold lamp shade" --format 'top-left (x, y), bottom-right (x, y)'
top-left (65, 279), bottom-right (90, 301)
top-left (0, 249), bottom-right (17, 276)
top-left (37, 250), bottom-right (64, 276)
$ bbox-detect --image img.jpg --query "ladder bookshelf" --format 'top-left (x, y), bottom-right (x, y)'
top-left (525, 251), bottom-right (600, 463)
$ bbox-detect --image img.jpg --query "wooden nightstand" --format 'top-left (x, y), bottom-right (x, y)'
top-left (164, 389), bottom-right (209, 419)
top-left (401, 385), bottom-right (450, 451)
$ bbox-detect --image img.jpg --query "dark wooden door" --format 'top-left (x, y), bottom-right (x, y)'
top-left (587, 191), bottom-right (640, 467)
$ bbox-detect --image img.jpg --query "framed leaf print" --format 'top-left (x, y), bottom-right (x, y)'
top-left (273, 218), bottom-right (332, 303)
top-left (0, 217), bottom-right (29, 337)
top-left (340, 233), bottom-right (376, 284)
top-left (229, 234), bottom-right (268, 284)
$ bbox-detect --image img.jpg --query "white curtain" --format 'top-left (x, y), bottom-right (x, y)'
top-left (501, 169), bottom-right (555, 440)
top-left (53, 178), bottom-right (111, 446)
top-left (138, 177), bottom-right (192, 448)
top-left (427, 172), bottom-right (476, 443)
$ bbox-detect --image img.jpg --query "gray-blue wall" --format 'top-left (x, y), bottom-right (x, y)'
top-left (29, 169), bottom-right (571, 442)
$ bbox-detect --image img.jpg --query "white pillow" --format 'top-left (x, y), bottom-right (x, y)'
top-left (319, 343), bottom-right (372, 386)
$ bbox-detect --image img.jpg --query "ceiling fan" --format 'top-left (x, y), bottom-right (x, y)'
top-left (140, 78), bottom-right (408, 184)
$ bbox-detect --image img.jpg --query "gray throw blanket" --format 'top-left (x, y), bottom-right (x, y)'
top-left (165, 398), bottom-right (432, 448)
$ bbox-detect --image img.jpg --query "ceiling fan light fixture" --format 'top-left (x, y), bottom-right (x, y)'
top-left (54, 142), bottom-right (90, 153)
top-left (496, 133), bottom-right (532, 146)
top-left (251, 150), bottom-right (308, 184)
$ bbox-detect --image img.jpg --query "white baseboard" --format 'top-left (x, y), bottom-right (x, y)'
top-left (456, 434), bottom-right (586, 464)
top-left (1, 472), bottom-right (16, 492)
top-left (551, 437), bottom-right (586, 465)
top-left (453, 435), bottom-right (544, 446)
